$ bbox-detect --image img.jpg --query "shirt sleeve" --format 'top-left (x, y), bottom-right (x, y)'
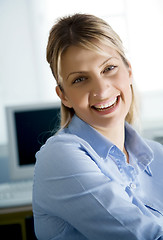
top-left (34, 138), bottom-right (163, 240)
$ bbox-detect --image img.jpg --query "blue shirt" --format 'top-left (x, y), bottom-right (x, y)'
top-left (33, 115), bottom-right (163, 240)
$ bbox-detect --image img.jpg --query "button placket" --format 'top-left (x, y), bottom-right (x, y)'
top-left (109, 145), bottom-right (139, 189)
top-left (129, 182), bottom-right (137, 190)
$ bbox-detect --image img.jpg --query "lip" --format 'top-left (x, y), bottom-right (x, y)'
top-left (93, 96), bottom-right (118, 109)
top-left (91, 95), bottom-right (120, 115)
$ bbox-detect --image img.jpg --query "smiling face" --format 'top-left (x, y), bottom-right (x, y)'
top-left (56, 43), bottom-right (133, 133)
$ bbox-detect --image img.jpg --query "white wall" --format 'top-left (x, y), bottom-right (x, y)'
top-left (126, 0), bottom-right (163, 92)
top-left (125, 0), bottom-right (163, 131)
top-left (0, 0), bottom-right (57, 144)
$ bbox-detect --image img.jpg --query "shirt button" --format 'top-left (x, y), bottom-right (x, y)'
top-left (130, 183), bottom-right (136, 189)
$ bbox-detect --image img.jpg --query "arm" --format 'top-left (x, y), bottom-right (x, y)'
top-left (34, 140), bottom-right (163, 240)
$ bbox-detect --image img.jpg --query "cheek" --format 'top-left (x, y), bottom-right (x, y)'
top-left (118, 69), bottom-right (131, 87)
top-left (116, 73), bottom-right (132, 100)
top-left (64, 89), bottom-right (87, 108)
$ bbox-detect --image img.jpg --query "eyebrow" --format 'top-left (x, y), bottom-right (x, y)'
top-left (66, 71), bottom-right (86, 81)
top-left (66, 57), bottom-right (116, 80)
top-left (99, 57), bottom-right (113, 68)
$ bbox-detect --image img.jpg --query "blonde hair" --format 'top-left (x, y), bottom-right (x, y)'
top-left (46, 13), bottom-right (137, 127)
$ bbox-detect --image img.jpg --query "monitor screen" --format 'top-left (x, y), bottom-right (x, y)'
top-left (6, 102), bottom-right (61, 181)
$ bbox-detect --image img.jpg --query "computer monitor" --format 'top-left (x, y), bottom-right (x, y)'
top-left (6, 102), bottom-right (61, 181)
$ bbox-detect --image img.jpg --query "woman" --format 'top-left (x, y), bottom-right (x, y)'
top-left (33, 13), bottom-right (163, 239)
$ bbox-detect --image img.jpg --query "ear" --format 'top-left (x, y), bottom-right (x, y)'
top-left (127, 61), bottom-right (133, 85)
top-left (56, 85), bottom-right (72, 108)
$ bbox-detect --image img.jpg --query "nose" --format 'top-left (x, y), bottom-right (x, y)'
top-left (91, 75), bottom-right (110, 99)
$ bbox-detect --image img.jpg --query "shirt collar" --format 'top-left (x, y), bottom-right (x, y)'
top-left (67, 115), bottom-right (154, 172)
top-left (68, 115), bottom-right (113, 159)
top-left (125, 122), bottom-right (154, 173)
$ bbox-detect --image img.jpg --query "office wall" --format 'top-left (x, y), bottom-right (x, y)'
top-left (0, 0), bottom-right (57, 145)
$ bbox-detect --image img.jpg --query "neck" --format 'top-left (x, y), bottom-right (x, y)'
top-left (102, 124), bottom-right (125, 151)
top-left (94, 121), bottom-right (128, 161)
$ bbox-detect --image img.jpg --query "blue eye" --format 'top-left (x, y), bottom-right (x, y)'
top-left (103, 65), bottom-right (117, 73)
top-left (73, 77), bottom-right (86, 84)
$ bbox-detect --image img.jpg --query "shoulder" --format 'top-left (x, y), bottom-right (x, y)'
top-left (34, 128), bottom-right (100, 181)
top-left (36, 130), bottom-right (84, 157)
top-left (145, 138), bottom-right (163, 155)
top-left (35, 129), bottom-right (94, 168)
top-left (145, 139), bottom-right (163, 173)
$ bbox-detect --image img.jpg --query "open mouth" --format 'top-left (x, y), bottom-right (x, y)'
top-left (92, 96), bottom-right (119, 112)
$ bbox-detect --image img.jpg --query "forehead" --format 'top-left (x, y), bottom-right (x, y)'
top-left (62, 43), bottom-right (119, 61)
top-left (59, 44), bottom-right (120, 76)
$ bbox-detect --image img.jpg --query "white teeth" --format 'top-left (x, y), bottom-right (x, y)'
top-left (94, 97), bottom-right (117, 110)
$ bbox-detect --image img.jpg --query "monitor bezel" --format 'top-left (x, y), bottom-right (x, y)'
top-left (6, 101), bottom-right (61, 181)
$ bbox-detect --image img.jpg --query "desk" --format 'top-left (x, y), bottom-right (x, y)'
top-left (0, 205), bottom-right (36, 240)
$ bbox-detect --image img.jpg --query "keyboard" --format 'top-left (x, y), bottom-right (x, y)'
top-left (0, 180), bottom-right (33, 208)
